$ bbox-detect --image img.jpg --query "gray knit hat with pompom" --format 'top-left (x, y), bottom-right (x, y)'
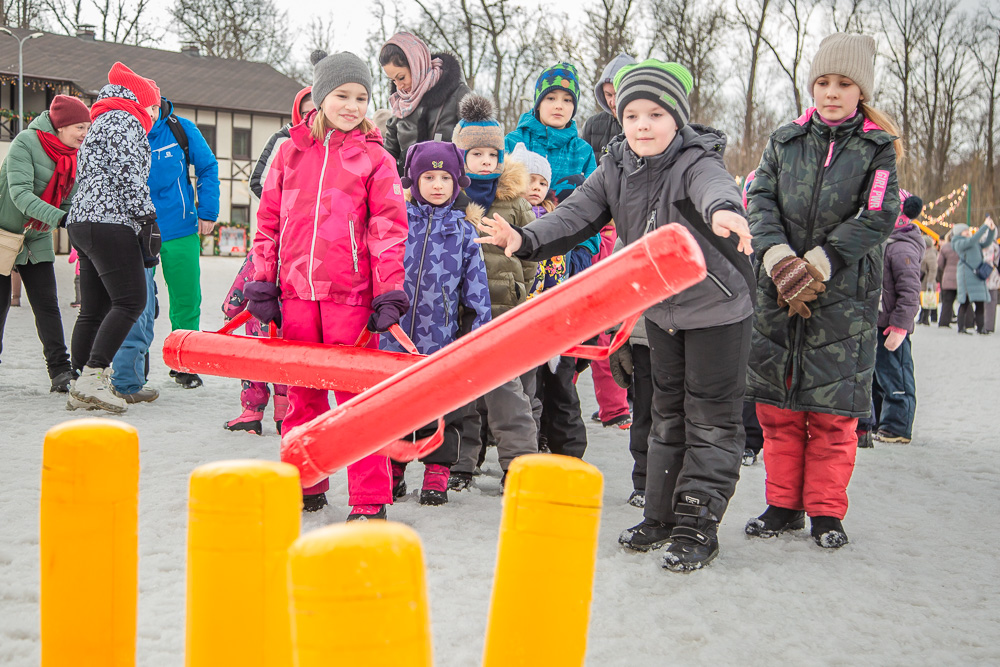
top-left (311, 50), bottom-right (373, 109)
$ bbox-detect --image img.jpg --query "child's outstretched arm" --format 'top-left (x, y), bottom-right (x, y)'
top-left (364, 153), bottom-right (409, 296)
top-left (476, 163), bottom-right (612, 260)
top-left (684, 150), bottom-right (753, 255)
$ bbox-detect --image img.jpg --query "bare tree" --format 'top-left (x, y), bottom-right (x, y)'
top-left (2, 0), bottom-right (45, 27)
top-left (733, 0), bottom-right (773, 169)
top-left (826, 0), bottom-right (868, 32)
top-left (471, 0), bottom-right (515, 109)
top-left (581, 0), bottom-right (637, 86)
top-left (880, 0), bottom-right (931, 157)
top-left (760, 0), bottom-right (819, 116)
top-left (647, 0), bottom-right (729, 123)
top-left (39, 0), bottom-right (84, 34)
top-left (170, 0), bottom-right (292, 70)
top-left (411, 0), bottom-right (489, 89)
top-left (911, 0), bottom-right (973, 194)
top-left (364, 0), bottom-right (406, 110)
top-left (972, 7), bottom-right (1000, 207)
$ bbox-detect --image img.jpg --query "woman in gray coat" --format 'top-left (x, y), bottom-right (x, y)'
top-left (917, 236), bottom-right (938, 325)
top-left (951, 218), bottom-right (998, 334)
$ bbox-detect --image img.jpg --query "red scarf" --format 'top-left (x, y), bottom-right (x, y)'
top-left (26, 131), bottom-right (78, 231)
top-left (90, 97), bottom-right (152, 134)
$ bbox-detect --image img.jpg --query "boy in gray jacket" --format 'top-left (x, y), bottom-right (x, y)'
top-left (476, 60), bottom-right (754, 572)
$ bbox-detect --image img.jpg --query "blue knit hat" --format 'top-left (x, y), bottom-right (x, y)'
top-left (534, 62), bottom-right (581, 119)
top-left (452, 93), bottom-right (505, 181)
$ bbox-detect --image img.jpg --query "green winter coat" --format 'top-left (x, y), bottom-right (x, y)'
top-left (747, 109), bottom-right (900, 417)
top-left (952, 223), bottom-right (998, 304)
top-left (464, 160), bottom-right (538, 318)
top-left (0, 112), bottom-right (77, 265)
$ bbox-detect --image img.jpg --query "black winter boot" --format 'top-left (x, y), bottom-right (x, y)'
top-left (448, 471), bottom-right (473, 491)
top-left (811, 516), bottom-right (849, 548)
top-left (618, 518), bottom-right (674, 551)
top-left (391, 461), bottom-right (407, 499)
top-left (745, 505), bottom-right (806, 538)
top-left (302, 492), bottom-right (328, 512)
top-left (661, 492), bottom-right (720, 572)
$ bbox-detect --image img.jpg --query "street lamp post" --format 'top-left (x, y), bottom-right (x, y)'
top-left (0, 29), bottom-right (44, 133)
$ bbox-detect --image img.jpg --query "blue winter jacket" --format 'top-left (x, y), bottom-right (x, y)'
top-left (148, 99), bottom-right (220, 242)
top-left (381, 200), bottom-right (492, 356)
top-left (504, 112), bottom-right (597, 201)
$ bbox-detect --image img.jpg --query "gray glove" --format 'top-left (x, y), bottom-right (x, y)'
top-left (608, 343), bottom-right (633, 389)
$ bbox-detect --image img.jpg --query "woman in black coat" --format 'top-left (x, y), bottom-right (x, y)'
top-left (379, 32), bottom-right (471, 175)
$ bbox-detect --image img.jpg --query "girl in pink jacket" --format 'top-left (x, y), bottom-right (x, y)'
top-left (246, 51), bottom-right (410, 520)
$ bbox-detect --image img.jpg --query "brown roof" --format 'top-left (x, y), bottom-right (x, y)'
top-left (0, 28), bottom-right (306, 116)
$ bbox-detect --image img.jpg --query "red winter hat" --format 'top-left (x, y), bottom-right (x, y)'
top-left (108, 61), bottom-right (161, 108)
top-left (49, 95), bottom-right (91, 129)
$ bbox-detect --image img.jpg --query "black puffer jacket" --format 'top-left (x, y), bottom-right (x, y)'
top-left (514, 125), bottom-right (753, 333)
top-left (581, 112), bottom-right (622, 165)
top-left (746, 109), bottom-right (900, 417)
top-left (383, 53), bottom-right (471, 175)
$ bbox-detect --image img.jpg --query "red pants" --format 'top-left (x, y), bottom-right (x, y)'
top-left (280, 298), bottom-right (392, 506)
top-left (756, 404), bottom-right (858, 519)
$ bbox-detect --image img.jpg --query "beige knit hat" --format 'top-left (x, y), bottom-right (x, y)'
top-left (808, 33), bottom-right (877, 103)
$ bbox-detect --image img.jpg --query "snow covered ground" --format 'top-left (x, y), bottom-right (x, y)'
top-left (2, 256), bottom-right (999, 666)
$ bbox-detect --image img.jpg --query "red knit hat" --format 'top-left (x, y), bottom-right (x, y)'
top-left (49, 95), bottom-right (91, 129)
top-left (108, 61), bottom-right (161, 108)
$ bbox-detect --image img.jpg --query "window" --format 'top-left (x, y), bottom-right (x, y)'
top-left (197, 124), bottom-right (216, 153)
top-left (232, 127), bottom-right (251, 160)
top-left (231, 205), bottom-right (250, 226)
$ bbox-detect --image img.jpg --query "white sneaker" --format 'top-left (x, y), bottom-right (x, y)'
top-left (70, 366), bottom-right (127, 414)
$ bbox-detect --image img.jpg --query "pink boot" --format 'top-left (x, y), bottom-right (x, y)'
top-left (224, 408), bottom-right (264, 435)
top-left (420, 464), bottom-right (450, 506)
top-left (346, 504), bottom-right (387, 521)
top-left (273, 394), bottom-right (289, 434)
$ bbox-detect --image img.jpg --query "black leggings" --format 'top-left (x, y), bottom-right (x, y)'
top-left (957, 300), bottom-right (985, 333)
top-left (0, 261), bottom-right (72, 378)
top-left (68, 222), bottom-right (147, 370)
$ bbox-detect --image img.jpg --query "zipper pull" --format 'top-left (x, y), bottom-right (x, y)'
top-left (645, 210), bottom-right (656, 235)
top-left (824, 140), bottom-right (835, 168)
top-left (324, 130), bottom-right (332, 147)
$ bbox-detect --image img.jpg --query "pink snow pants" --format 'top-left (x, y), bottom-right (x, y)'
top-left (280, 298), bottom-right (392, 506)
top-left (592, 331), bottom-right (631, 422)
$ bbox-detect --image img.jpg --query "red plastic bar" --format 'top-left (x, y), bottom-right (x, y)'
top-left (283, 223), bottom-right (707, 487)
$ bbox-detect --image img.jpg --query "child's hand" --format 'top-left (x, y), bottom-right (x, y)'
top-left (474, 213), bottom-right (523, 257)
top-left (711, 210), bottom-right (753, 255)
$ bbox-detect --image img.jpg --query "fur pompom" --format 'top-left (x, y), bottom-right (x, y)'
top-left (310, 50), bottom-right (328, 66)
top-left (459, 93), bottom-right (495, 123)
top-left (902, 195), bottom-right (923, 219)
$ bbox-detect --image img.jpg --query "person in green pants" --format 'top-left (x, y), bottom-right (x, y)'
top-left (146, 96), bottom-right (220, 388)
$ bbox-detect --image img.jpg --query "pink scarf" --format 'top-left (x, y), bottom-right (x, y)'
top-left (386, 32), bottom-right (443, 119)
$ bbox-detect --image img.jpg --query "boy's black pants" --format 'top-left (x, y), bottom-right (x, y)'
top-left (643, 317), bottom-right (751, 524)
top-left (536, 357), bottom-right (587, 458)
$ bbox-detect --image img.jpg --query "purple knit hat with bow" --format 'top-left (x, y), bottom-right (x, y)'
top-left (400, 141), bottom-right (471, 206)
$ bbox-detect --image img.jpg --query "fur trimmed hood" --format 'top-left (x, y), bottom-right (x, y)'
top-left (461, 159), bottom-right (528, 224)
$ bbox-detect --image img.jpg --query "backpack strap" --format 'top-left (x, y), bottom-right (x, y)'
top-left (166, 113), bottom-right (192, 186)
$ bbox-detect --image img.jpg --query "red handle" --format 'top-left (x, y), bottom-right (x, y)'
top-left (216, 310), bottom-right (279, 338)
top-left (563, 312), bottom-right (642, 360)
top-left (376, 418), bottom-right (445, 461)
top-left (353, 324), bottom-right (420, 355)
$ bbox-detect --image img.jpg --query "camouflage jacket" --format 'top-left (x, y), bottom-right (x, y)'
top-left (746, 109), bottom-right (900, 417)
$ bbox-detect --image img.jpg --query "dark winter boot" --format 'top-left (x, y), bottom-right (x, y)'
top-left (302, 492), bottom-right (328, 512)
top-left (741, 448), bottom-right (758, 466)
top-left (50, 370), bottom-right (75, 393)
top-left (170, 369), bottom-right (204, 389)
top-left (419, 464), bottom-right (450, 506)
top-left (661, 492), bottom-right (720, 572)
top-left (347, 504), bottom-right (387, 521)
top-left (448, 471), bottom-right (473, 491)
top-left (745, 505), bottom-right (806, 538)
top-left (391, 461), bottom-right (407, 499)
top-left (619, 518), bottom-right (674, 551)
top-left (811, 516), bottom-right (849, 548)
top-left (857, 430), bottom-right (874, 448)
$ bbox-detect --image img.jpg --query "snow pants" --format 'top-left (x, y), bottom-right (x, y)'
top-left (643, 317), bottom-right (750, 524)
top-left (160, 233), bottom-right (202, 332)
top-left (872, 330), bottom-right (916, 439)
top-left (279, 298), bottom-right (392, 506)
top-left (454, 370), bottom-right (538, 474)
top-left (629, 343), bottom-right (653, 493)
top-left (756, 404), bottom-right (858, 519)
top-left (592, 331), bottom-right (631, 422)
top-left (536, 357), bottom-right (588, 458)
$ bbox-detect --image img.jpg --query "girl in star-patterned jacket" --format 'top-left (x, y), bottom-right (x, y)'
top-left (380, 140), bottom-right (491, 506)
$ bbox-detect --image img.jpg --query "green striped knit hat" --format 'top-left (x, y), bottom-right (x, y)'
top-left (614, 59), bottom-right (694, 129)
top-left (534, 62), bottom-right (581, 118)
